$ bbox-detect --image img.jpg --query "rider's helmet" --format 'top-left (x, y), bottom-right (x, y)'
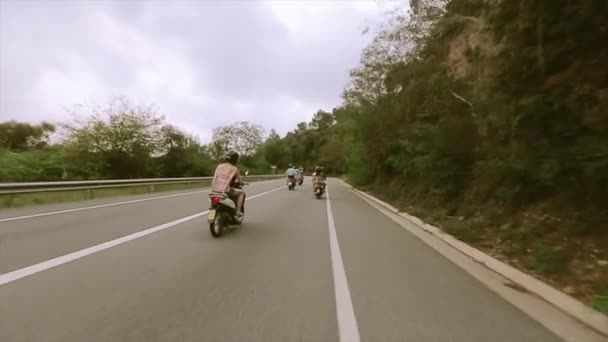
top-left (224, 150), bottom-right (239, 165)
top-left (314, 165), bottom-right (321, 172)
top-left (289, 164), bottom-right (294, 169)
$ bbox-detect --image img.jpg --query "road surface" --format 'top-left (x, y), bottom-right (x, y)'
top-left (0, 179), bottom-right (600, 341)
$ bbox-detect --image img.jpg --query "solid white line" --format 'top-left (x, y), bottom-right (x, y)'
top-left (0, 179), bottom-right (281, 223)
top-left (0, 186), bottom-right (283, 286)
top-left (0, 190), bottom-right (209, 223)
top-left (325, 187), bottom-right (361, 342)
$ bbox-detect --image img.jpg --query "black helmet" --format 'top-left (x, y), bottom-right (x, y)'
top-left (224, 150), bottom-right (239, 165)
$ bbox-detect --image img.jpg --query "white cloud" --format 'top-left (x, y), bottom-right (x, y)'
top-left (0, 0), bottom-right (407, 141)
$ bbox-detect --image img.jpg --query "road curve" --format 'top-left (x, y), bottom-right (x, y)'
top-left (0, 179), bottom-right (595, 341)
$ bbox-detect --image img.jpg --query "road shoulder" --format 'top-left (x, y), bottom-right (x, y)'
top-left (343, 180), bottom-right (608, 342)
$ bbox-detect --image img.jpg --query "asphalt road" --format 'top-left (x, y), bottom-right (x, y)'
top-left (0, 179), bottom-right (597, 341)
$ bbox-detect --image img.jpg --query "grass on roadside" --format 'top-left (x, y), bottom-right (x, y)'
top-left (0, 181), bottom-right (211, 209)
top-left (530, 245), bottom-right (570, 275)
top-left (593, 295), bottom-right (608, 314)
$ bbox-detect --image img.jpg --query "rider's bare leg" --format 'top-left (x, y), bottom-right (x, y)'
top-left (236, 193), bottom-right (244, 215)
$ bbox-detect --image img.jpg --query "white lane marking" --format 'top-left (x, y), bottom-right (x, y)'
top-left (0, 186), bottom-right (283, 286)
top-left (325, 187), bottom-right (361, 342)
top-left (0, 179), bottom-right (280, 223)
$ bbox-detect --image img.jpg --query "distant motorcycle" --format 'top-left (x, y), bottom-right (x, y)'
top-left (287, 176), bottom-right (296, 190)
top-left (207, 171), bottom-right (249, 238)
top-left (313, 179), bottom-right (326, 199)
top-left (298, 174), bottom-right (304, 186)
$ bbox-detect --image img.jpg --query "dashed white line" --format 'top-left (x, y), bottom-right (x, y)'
top-left (0, 186), bottom-right (283, 286)
top-left (325, 187), bottom-right (361, 342)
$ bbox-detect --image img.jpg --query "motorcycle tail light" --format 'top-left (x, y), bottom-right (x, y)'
top-left (210, 196), bottom-right (221, 204)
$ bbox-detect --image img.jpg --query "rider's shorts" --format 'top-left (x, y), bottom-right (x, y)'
top-left (227, 187), bottom-right (243, 198)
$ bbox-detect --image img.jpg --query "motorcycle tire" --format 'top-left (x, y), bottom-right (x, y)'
top-left (210, 212), bottom-right (224, 238)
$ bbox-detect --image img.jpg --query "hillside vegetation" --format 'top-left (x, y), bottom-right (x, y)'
top-left (270, 0), bottom-right (608, 311)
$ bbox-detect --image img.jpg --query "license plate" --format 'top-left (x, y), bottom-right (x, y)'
top-left (207, 210), bottom-right (216, 221)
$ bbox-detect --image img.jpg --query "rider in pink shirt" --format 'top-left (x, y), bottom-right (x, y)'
top-left (210, 151), bottom-right (246, 216)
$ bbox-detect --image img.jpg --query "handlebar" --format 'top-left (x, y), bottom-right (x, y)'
top-left (231, 180), bottom-right (249, 188)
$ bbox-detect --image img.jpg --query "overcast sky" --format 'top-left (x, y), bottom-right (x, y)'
top-left (0, 0), bottom-right (404, 142)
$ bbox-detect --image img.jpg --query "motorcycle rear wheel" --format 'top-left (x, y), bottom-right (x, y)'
top-left (210, 213), bottom-right (224, 238)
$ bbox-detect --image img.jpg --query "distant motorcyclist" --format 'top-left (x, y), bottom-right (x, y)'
top-left (297, 167), bottom-right (305, 185)
top-left (286, 164), bottom-right (297, 184)
top-left (312, 165), bottom-right (326, 179)
top-left (210, 150), bottom-right (247, 216)
top-left (312, 165), bottom-right (326, 184)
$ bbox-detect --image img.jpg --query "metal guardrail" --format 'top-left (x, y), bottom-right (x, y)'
top-left (0, 175), bottom-right (283, 195)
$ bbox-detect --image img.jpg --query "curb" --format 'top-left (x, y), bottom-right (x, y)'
top-left (342, 181), bottom-right (608, 337)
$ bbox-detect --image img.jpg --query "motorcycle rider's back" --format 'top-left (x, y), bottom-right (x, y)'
top-left (312, 168), bottom-right (326, 185)
top-left (286, 165), bottom-right (297, 182)
top-left (211, 162), bottom-right (240, 198)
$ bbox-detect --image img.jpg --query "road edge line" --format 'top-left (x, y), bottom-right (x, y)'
top-left (0, 186), bottom-right (283, 286)
top-left (325, 187), bottom-right (361, 342)
top-left (341, 180), bottom-right (608, 339)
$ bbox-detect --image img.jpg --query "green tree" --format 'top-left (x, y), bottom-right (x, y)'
top-left (262, 129), bottom-right (285, 167)
top-left (0, 121), bottom-right (56, 150)
top-left (62, 96), bottom-right (166, 179)
top-left (209, 121), bottom-right (264, 160)
top-left (158, 125), bottom-right (213, 177)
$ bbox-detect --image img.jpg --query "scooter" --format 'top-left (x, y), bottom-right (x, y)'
top-left (287, 176), bottom-right (296, 190)
top-left (207, 171), bottom-right (249, 238)
top-left (313, 179), bottom-right (326, 199)
top-left (298, 175), bottom-right (304, 186)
